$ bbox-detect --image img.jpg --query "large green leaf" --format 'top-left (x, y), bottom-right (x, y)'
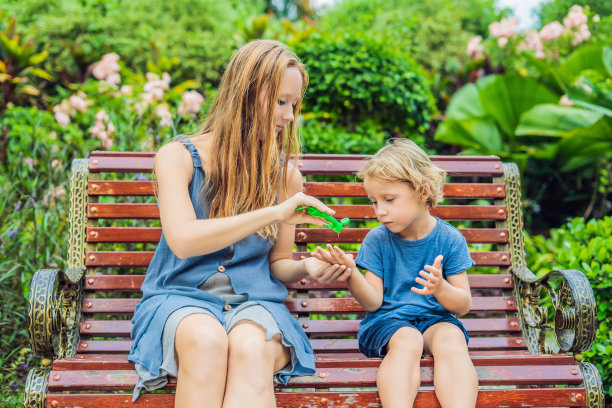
top-left (604, 46), bottom-right (612, 78)
top-left (434, 116), bottom-right (504, 152)
top-left (558, 44), bottom-right (608, 87)
top-left (478, 75), bottom-right (559, 139)
top-left (555, 116), bottom-right (612, 172)
top-left (444, 83), bottom-right (484, 120)
top-left (516, 104), bottom-right (603, 137)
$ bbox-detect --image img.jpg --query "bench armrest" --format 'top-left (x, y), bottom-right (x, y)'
top-left (511, 266), bottom-right (597, 354)
top-left (27, 268), bottom-right (83, 361)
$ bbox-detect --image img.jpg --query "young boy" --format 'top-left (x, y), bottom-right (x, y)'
top-left (313, 138), bottom-right (478, 408)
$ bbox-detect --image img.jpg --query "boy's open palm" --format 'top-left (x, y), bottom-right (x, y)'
top-left (412, 255), bottom-right (444, 295)
top-left (312, 244), bottom-right (357, 272)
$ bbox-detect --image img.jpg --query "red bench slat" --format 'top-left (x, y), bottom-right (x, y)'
top-left (88, 180), bottom-right (506, 199)
top-left (83, 274), bottom-right (514, 291)
top-left (45, 388), bottom-right (588, 408)
top-left (75, 337), bottom-right (528, 354)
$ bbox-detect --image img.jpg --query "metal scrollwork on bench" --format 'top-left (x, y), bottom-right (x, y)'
top-left (66, 158), bottom-right (90, 283)
top-left (23, 367), bottom-right (50, 408)
top-left (27, 268), bottom-right (83, 359)
top-left (579, 362), bottom-right (605, 408)
top-left (501, 163), bottom-right (597, 355)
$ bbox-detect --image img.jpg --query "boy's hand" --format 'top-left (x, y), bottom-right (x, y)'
top-left (412, 255), bottom-right (444, 295)
top-left (311, 244), bottom-right (357, 281)
top-left (303, 255), bottom-right (352, 283)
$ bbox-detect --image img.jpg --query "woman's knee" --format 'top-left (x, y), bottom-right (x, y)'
top-left (228, 323), bottom-right (272, 363)
top-left (175, 313), bottom-right (228, 358)
top-left (387, 327), bottom-right (424, 357)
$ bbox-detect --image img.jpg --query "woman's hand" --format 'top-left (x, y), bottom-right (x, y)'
top-left (303, 255), bottom-right (352, 283)
top-left (274, 192), bottom-right (335, 226)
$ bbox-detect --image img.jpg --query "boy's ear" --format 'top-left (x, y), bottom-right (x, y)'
top-left (421, 183), bottom-right (431, 202)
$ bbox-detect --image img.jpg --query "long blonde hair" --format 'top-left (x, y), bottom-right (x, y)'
top-left (198, 40), bottom-right (308, 239)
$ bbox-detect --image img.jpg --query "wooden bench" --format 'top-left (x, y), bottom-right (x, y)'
top-left (25, 152), bottom-right (605, 408)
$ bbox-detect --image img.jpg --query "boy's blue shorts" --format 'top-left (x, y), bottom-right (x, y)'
top-left (358, 314), bottom-right (469, 358)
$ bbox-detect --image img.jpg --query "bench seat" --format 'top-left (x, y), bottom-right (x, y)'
top-left (25, 153), bottom-right (604, 408)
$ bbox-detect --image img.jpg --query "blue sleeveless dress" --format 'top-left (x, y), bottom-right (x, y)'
top-left (128, 138), bottom-right (315, 397)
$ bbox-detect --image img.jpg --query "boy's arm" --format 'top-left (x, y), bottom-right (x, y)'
top-left (313, 245), bottom-right (383, 312)
top-left (412, 255), bottom-right (472, 316)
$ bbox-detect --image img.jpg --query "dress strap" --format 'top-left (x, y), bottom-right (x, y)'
top-left (175, 136), bottom-right (203, 168)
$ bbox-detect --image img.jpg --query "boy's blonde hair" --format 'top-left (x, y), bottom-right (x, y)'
top-left (357, 138), bottom-right (446, 208)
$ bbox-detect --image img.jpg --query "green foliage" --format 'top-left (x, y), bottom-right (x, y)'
top-left (0, 12), bottom-right (51, 112)
top-left (316, 0), bottom-right (505, 105)
top-left (300, 118), bottom-right (391, 155)
top-left (537, 0), bottom-right (612, 26)
top-left (525, 216), bottom-right (612, 398)
top-left (0, 0), bottom-right (260, 85)
top-left (294, 33), bottom-right (437, 135)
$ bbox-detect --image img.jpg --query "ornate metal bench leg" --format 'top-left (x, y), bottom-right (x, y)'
top-left (579, 362), bottom-right (604, 408)
top-left (24, 367), bottom-right (50, 408)
top-left (28, 268), bottom-right (83, 359)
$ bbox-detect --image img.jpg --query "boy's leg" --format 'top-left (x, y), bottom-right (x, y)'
top-left (174, 313), bottom-right (229, 408)
top-left (377, 327), bottom-right (423, 408)
top-left (423, 322), bottom-right (478, 408)
top-left (223, 321), bottom-right (290, 408)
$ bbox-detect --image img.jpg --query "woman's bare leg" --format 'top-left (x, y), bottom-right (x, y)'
top-left (223, 321), bottom-right (290, 408)
top-left (423, 322), bottom-right (478, 408)
top-left (174, 313), bottom-right (228, 408)
top-left (376, 327), bottom-right (424, 408)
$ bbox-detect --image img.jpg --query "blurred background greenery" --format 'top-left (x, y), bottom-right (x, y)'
top-left (0, 0), bottom-right (610, 405)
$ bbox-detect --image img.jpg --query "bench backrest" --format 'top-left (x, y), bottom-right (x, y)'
top-left (71, 152), bottom-right (528, 356)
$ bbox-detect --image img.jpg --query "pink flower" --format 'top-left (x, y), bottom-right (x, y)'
top-left (92, 53), bottom-right (121, 85)
top-left (540, 21), bottom-right (564, 42)
top-left (178, 91), bottom-right (205, 116)
top-left (53, 111), bottom-right (70, 127)
top-left (593, 15), bottom-right (600, 23)
top-left (559, 95), bottom-right (574, 106)
top-left (518, 30), bottom-right (545, 59)
top-left (489, 18), bottom-right (518, 39)
top-left (143, 72), bottom-right (171, 100)
top-left (51, 159), bottom-right (61, 169)
top-left (155, 104), bottom-right (173, 127)
top-left (466, 36), bottom-right (484, 59)
top-left (572, 23), bottom-right (590, 45)
top-left (69, 93), bottom-right (90, 113)
top-left (497, 37), bottom-right (508, 48)
top-left (563, 5), bottom-right (588, 29)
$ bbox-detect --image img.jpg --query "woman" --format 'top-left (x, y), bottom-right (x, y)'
top-left (128, 40), bottom-right (351, 408)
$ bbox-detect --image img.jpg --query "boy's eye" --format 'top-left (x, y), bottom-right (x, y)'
top-left (385, 198), bottom-right (395, 202)
top-left (278, 100), bottom-right (286, 106)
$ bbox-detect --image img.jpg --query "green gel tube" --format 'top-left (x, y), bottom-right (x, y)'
top-left (296, 206), bottom-right (350, 233)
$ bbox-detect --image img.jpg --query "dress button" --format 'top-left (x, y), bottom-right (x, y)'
top-left (218, 265), bottom-right (226, 272)
top-left (224, 304), bottom-right (232, 311)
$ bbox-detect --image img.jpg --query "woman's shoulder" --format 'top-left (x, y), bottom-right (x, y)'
top-left (154, 141), bottom-right (193, 177)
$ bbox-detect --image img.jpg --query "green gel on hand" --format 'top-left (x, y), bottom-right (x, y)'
top-left (296, 206), bottom-right (350, 233)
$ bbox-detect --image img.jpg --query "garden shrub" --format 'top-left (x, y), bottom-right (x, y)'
top-left (525, 216), bottom-right (612, 399)
top-left (0, 0), bottom-right (260, 85)
top-left (294, 33), bottom-right (437, 135)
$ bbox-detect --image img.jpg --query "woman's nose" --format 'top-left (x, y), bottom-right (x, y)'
top-left (282, 107), bottom-right (294, 121)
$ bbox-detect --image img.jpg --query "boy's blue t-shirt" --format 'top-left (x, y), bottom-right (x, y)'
top-left (354, 217), bottom-right (475, 332)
